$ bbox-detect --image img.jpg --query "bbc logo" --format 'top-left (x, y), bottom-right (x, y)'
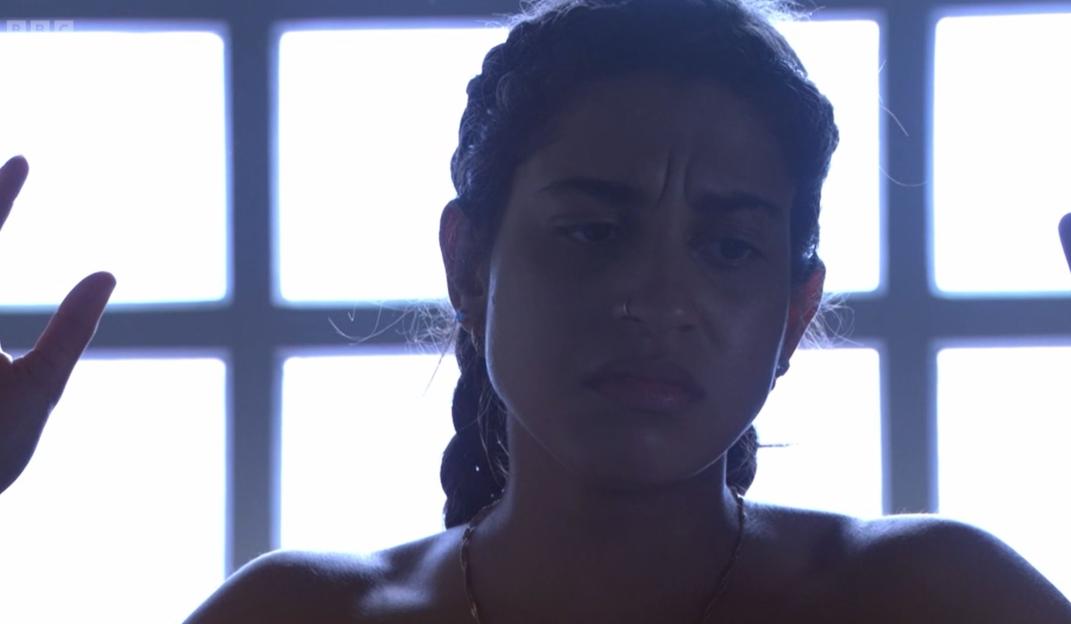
top-left (6, 20), bottom-right (75, 32)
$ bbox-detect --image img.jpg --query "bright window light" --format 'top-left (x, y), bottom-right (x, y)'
top-left (276, 24), bottom-right (508, 306)
top-left (0, 29), bottom-right (228, 308)
top-left (937, 346), bottom-right (1071, 599)
top-left (279, 350), bottom-right (459, 553)
top-left (776, 20), bottom-right (882, 294)
top-left (0, 357), bottom-right (227, 623)
top-left (277, 19), bottom-right (880, 305)
top-left (934, 14), bottom-right (1071, 294)
top-left (747, 347), bottom-right (883, 518)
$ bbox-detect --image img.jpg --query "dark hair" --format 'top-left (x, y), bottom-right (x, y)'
top-left (435, 0), bottom-right (839, 529)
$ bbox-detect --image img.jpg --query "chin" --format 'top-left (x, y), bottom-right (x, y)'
top-left (557, 428), bottom-right (713, 489)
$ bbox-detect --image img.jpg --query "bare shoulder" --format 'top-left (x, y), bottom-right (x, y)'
top-left (735, 502), bottom-right (1070, 622)
top-left (180, 509), bottom-right (1069, 623)
top-left (356, 527), bottom-right (474, 622)
top-left (841, 513), bottom-right (1071, 622)
top-left (182, 548), bottom-right (391, 624)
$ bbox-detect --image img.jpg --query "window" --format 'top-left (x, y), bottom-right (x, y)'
top-left (0, 28), bottom-right (227, 306)
top-left (279, 351), bottom-right (459, 552)
top-left (933, 13), bottom-right (1071, 295)
top-left (277, 24), bottom-right (508, 305)
top-left (930, 9), bottom-right (1071, 597)
top-left (0, 357), bottom-right (226, 623)
top-left (749, 348), bottom-right (883, 518)
top-left (937, 346), bottom-right (1071, 594)
top-left (0, 24), bottom-right (228, 623)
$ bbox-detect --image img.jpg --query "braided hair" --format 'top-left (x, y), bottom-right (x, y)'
top-left (437, 0), bottom-right (839, 529)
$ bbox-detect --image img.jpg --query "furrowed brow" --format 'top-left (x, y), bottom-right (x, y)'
top-left (537, 176), bottom-right (783, 219)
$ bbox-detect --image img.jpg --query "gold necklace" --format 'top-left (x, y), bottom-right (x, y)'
top-left (459, 490), bottom-right (747, 623)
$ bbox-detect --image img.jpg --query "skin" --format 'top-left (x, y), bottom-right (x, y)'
top-left (442, 71), bottom-right (824, 622)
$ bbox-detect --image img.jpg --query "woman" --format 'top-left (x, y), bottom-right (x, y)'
top-left (3, 0), bottom-right (1071, 622)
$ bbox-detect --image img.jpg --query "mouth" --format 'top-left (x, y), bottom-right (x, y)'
top-left (584, 374), bottom-right (703, 413)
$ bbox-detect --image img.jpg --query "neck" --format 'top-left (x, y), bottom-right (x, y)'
top-left (464, 420), bottom-right (745, 621)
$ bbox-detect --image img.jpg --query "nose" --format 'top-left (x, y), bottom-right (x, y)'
top-left (617, 239), bottom-right (703, 338)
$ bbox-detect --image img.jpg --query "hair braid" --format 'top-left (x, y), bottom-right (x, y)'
top-left (440, 325), bottom-right (510, 528)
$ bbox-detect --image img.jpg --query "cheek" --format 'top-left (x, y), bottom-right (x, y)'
top-left (716, 304), bottom-right (787, 409)
top-left (482, 250), bottom-right (574, 418)
top-left (688, 268), bottom-right (791, 420)
top-left (485, 221), bottom-right (592, 351)
top-left (713, 277), bottom-right (791, 368)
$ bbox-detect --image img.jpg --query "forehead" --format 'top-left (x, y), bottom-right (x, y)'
top-left (517, 71), bottom-right (793, 202)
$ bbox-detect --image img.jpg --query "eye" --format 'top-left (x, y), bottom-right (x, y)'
top-left (556, 223), bottom-right (621, 244)
top-left (703, 238), bottom-right (760, 267)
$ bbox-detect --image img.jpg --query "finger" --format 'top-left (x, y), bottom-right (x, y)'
top-left (1060, 213), bottom-right (1071, 274)
top-left (0, 155), bottom-right (29, 231)
top-left (22, 272), bottom-right (116, 400)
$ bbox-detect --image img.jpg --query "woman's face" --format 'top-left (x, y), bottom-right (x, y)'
top-left (482, 71), bottom-right (800, 488)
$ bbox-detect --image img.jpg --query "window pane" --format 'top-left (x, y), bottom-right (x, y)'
top-left (937, 347), bottom-right (1071, 599)
top-left (0, 357), bottom-right (227, 623)
top-left (0, 29), bottom-right (227, 308)
top-left (776, 20), bottom-right (882, 294)
top-left (279, 351), bottom-right (459, 552)
top-left (934, 14), bottom-right (1071, 294)
top-left (277, 24), bottom-right (507, 305)
top-left (747, 348), bottom-right (883, 518)
top-left (277, 19), bottom-right (880, 304)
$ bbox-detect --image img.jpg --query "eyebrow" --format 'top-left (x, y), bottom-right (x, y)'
top-left (536, 176), bottom-right (784, 219)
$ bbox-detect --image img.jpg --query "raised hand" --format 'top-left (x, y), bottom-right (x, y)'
top-left (0, 155), bottom-right (116, 495)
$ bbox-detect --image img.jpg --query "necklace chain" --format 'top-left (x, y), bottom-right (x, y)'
top-left (459, 490), bottom-right (747, 624)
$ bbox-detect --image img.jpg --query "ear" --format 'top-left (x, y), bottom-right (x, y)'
top-left (440, 200), bottom-right (489, 325)
top-left (778, 259), bottom-right (826, 370)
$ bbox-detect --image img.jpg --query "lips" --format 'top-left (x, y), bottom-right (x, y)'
top-left (586, 374), bottom-right (702, 412)
top-left (584, 357), bottom-right (706, 398)
top-left (582, 356), bottom-right (706, 412)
